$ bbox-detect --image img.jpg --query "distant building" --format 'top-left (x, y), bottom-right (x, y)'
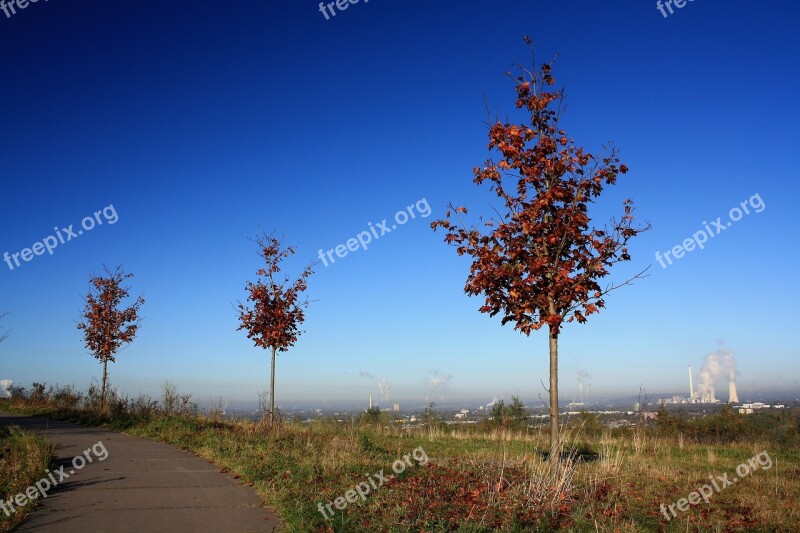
top-left (739, 402), bottom-right (775, 413)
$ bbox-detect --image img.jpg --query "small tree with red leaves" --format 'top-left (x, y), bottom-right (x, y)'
top-left (237, 233), bottom-right (313, 424)
top-left (77, 266), bottom-right (144, 410)
top-left (432, 38), bottom-right (649, 458)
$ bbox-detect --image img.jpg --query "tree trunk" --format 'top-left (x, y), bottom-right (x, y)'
top-left (549, 326), bottom-right (559, 466)
top-left (269, 346), bottom-right (276, 425)
top-left (101, 359), bottom-right (108, 411)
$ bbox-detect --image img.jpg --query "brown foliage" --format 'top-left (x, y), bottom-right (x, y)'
top-left (236, 233), bottom-right (313, 353)
top-left (77, 266), bottom-right (144, 365)
top-left (381, 462), bottom-right (575, 530)
top-left (432, 38), bottom-right (649, 337)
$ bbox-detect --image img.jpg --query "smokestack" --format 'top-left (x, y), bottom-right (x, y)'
top-left (688, 365), bottom-right (694, 402)
top-left (728, 381), bottom-right (739, 404)
top-left (369, 394), bottom-right (372, 409)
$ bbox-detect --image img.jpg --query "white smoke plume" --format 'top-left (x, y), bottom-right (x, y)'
top-left (486, 397), bottom-right (501, 408)
top-left (0, 379), bottom-right (12, 398)
top-left (359, 371), bottom-right (390, 402)
top-left (697, 348), bottom-right (737, 401)
top-left (425, 370), bottom-right (452, 388)
top-left (377, 378), bottom-right (391, 402)
top-left (577, 370), bottom-right (591, 403)
top-left (425, 370), bottom-right (452, 402)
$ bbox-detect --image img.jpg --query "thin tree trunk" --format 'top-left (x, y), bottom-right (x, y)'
top-left (549, 326), bottom-right (559, 467)
top-left (269, 346), bottom-right (276, 425)
top-left (101, 359), bottom-right (108, 410)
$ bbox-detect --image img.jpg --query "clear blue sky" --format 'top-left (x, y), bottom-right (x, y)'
top-left (1, 0), bottom-right (798, 409)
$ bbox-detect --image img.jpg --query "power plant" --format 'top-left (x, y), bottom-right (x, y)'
top-left (680, 353), bottom-right (739, 404)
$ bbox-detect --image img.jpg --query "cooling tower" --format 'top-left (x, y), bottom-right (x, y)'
top-left (728, 381), bottom-right (739, 404)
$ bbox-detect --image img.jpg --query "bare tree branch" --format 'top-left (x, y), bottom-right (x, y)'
top-left (0, 312), bottom-right (9, 343)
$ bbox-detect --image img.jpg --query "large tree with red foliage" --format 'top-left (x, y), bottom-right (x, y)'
top-left (237, 233), bottom-right (313, 424)
top-left (432, 38), bottom-right (648, 456)
top-left (77, 266), bottom-right (144, 409)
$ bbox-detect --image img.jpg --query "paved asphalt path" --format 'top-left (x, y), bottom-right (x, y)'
top-left (0, 413), bottom-right (282, 533)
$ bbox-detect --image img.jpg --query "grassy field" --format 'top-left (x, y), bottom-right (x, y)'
top-left (1, 388), bottom-right (798, 532)
top-left (0, 425), bottom-right (55, 533)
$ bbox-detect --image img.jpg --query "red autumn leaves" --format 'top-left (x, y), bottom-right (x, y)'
top-left (237, 233), bottom-right (313, 354)
top-left (77, 267), bottom-right (144, 365)
top-left (432, 51), bottom-right (647, 338)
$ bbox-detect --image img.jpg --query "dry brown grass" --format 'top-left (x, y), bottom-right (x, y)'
top-left (0, 426), bottom-right (54, 533)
